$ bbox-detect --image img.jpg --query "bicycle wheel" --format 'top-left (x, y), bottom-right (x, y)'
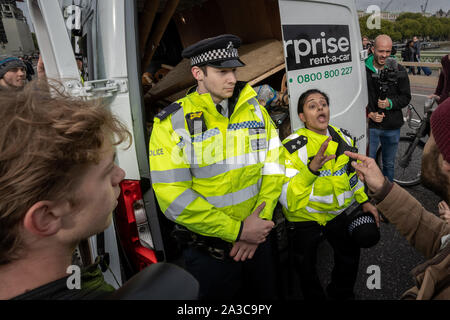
top-left (376, 136), bottom-right (425, 187)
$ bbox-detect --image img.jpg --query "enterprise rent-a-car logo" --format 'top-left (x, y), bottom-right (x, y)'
top-left (283, 25), bottom-right (352, 71)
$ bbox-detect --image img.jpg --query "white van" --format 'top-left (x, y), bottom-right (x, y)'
top-left (27, 0), bottom-right (368, 289)
top-left (28, 0), bottom-right (164, 287)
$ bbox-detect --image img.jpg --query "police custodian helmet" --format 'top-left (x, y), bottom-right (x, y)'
top-left (347, 210), bottom-right (380, 248)
top-left (181, 34), bottom-right (246, 69)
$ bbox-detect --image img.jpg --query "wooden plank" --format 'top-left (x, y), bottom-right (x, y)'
top-left (173, 1), bottom-right (226, 48)
top-left (142, 0), bottom-right (180, 71)
top-left (248, 63), bottom-right (285, 86)
top-left (147, 57), bottom-right (194, 101)
top-left (399, 62), bottom-right (441, 68)
top-left (235, 39), bottom-right (284, 82)
top-left (408, 75), bottom-right (439, 87)
top-left (174, 0), bottom-right (282, 48)
top-left (138, 0), bottom-right (160, 58)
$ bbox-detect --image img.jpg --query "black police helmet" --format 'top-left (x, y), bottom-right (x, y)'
top-left (348, 212), bottom-right (380, 248)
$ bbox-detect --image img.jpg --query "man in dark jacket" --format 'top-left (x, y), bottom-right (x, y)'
top-left (365, 34), bottom-right (411, 181)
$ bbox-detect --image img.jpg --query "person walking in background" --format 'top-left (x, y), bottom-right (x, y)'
top-left (413, 36), bottom-right (421, 75)
top-left (403, 40), bottom-right (416, 75)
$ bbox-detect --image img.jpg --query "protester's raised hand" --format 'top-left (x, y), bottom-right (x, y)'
top-left (438, 201), bottom-right (450, 224)
top-left (37, 55), bottom-right (46, 79)
top-left (344, 151), bottom-right (385, 193)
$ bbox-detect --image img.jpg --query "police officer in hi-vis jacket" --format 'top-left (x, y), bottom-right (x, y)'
top-left (280, 89), bottom-right (380, 300)
top-left (149, 35), bottom-right (285, 300)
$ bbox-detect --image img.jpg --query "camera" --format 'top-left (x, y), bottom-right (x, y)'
top-left (377, 67), bottom-right (398, 100)
top-left (371, 58), bottom-right (406, 111)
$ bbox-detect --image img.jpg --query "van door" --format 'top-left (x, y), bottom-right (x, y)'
top-left (279, 0), bottom-right (368, 151)
top-left (27, 0), bottom-right (164, 286)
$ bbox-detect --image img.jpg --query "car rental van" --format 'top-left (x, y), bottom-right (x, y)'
top-left (27, 0), bottom-right (368, 290)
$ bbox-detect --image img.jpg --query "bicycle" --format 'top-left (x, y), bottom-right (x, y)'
top-left (376, 98), bottom-right (436, 186)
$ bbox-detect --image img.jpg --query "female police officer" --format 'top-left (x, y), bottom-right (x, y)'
top-left (279, 89), bottom-right (380, 300)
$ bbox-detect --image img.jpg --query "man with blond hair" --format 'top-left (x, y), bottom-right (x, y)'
top-left (0, 80), bottom-right (131, 299)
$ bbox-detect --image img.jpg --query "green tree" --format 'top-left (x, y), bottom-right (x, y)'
top-left (395, 19), bottom-right (421, 41)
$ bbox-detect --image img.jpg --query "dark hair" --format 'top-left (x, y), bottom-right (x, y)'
top-left (297, 89), bottom-right (329, 115)
top-left (199, 65), bottom-right (208, 76)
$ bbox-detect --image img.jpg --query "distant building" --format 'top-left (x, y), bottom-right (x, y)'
top-left (434, 9), bottom-right (450, 18)
top-left (357, 10), bottom-right (400, 22)
top-left (0, 0), bottom-right (35, 57)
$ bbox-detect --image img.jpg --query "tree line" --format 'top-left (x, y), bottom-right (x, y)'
top-left (359, 12), bottom-right (450, 42)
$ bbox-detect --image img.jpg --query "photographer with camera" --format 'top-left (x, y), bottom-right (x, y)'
top-left (365, 35), bottom-right (411, 182)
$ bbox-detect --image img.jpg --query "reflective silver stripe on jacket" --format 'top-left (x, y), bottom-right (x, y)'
top-left (151, 168), bottom-right (192, 184)
top-left (268, 137), bottom-right (282, 151)
top-left (262, 162), bottom-right (285, 175)
top-left (248, 98), bottom-right (265, 125)
top-left (286, 168), bottom-right (300, 178)
top-left (305, 198), bottom-right (355, 215)
top-left (279, 182), bottom-right (289, 209)
top-left (205, 179), bottom-right (262, 208)
top-left (190, 151), bottom-right (266, 179)
top-left (165, 189), bottom-right (203, 221)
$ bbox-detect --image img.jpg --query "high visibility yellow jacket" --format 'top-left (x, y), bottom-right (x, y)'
top-left (149, 82), bottom-right (285, 243)
top-left (279, 125), bottom-right (368, 225)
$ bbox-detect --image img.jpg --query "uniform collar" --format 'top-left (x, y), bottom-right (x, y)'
top-left (186, 81), bottom-right (256, 116)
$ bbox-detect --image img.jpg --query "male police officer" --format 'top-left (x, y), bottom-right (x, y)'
top-left (0, 57), bottom-right (27, 90)
top-left (149, 34), bottom-right (285, 300)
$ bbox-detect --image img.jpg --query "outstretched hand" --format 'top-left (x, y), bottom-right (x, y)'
top-left (438, 201), bottom-right (450, 224)
top-left (309, 137), bottom-right (336, 172)
top-left (37, 55), bottom-right (46, 79)
top-left (344, 151), bottom-right (385, 193)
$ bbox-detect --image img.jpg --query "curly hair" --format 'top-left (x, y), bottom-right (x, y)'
top-left (0, 79), bottom-right (132, 265)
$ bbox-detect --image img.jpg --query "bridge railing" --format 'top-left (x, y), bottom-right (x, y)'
top-left (395, 59), bottom-right (442, 87)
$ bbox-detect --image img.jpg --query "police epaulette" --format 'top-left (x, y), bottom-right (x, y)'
top-left (155, 102), bottom-right (182, 121)
top-left (283, 135), bottom-right (307, 154)
top-left (341, 128), bottom-right (352, 140)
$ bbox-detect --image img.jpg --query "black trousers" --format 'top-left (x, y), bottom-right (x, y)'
top-left (182, 234), bottom-right (277, 300)
top-left (288, 213), bottom-right (360, 300)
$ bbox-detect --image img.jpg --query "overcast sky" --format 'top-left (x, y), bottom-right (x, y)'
top-left (355, 0), bottom-right (450, 13)
top-left (16, 0), bottom-right (450, 32)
